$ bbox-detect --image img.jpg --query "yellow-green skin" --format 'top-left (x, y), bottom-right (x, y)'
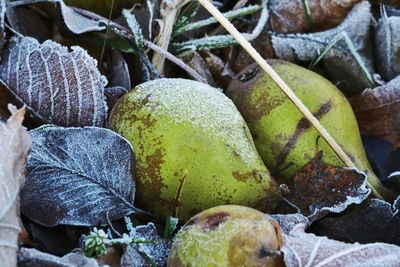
top-left (226, 60), bottom-right (385, 197)
top-left (167, 205), bottom-right (284, 267)
top-left (64, 0), bottom-right (139, 17)
top-left (109, 79), bottom-right (280, 221)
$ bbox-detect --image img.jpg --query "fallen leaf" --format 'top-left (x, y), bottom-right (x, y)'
top-left (0, 0), bottom-right (5, 47)
top-left (21, 126), bottom-right (140, 227)
top-left (375, 11), bottom-right (400, 81)
top-left (0, 36), bottom-right (108, 127)
top-left (0, 106), bottom-right (31, 267)
top-left (121, 223), bottom-right (172, 267)
top-left (22, 216), bottom-right (88, 256)
top-left (7, 0), bottom-right (106, 35)
top-left (271, 1), bottom-right (375, 96)
top-left (362, 135), bottom-right (400, 186)
top-left (109, 49), bottom-right (131, 90)
top-left (349, 75), bottom-right (400, 148)
top-left (281, 220), bottom-right (400, 267)
top-left (18, 247), bottom-right (101, 267)
top-left (281, 152), bottom-right (370, 221)
top-left (310, 198), bottom-right (400, 246)
top-left (269, 0), bottom-right (361, 33)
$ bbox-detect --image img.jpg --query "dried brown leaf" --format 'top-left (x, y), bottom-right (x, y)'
top-left (282, 152), bottom-right (370, 221)
top-left (269, 0), bottom-right (361, 33)
top-left (0, 106), bottom-right (31, 267)
top-left (282, 222), bottom-right (400, 267)
top-left (349, 75), bottom-right (400, 148)
top-left (0, 36), bottom-right (108, 127)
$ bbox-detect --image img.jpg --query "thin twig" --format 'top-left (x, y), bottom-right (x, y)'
top-left (144, 40), bottom-right (207, 83)
top-left (72, 7), bottom-right (205, 83)
top-left (196, 0), bottom-right (384, 198)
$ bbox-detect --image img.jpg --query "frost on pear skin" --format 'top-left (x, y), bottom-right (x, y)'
top-left (109, 78), bottom-right (281, 221)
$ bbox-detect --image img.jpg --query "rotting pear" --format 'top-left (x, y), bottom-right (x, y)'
top-left (167, 205), bottom-right (284, 267)
top-left (226, 60), bottom-right (392, 199)
top-left (109, 78), bottom-right (281, 221)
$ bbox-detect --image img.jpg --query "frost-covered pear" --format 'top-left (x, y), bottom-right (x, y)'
top-left (109, 78), bottom-right (280, 221)
top-left (167, 205), bottom-right (284, 267)
top-left (226, 60), bottom-right (391, 198)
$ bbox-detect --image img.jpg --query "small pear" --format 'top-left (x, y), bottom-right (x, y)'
top-left (167, 205), bottom-right (284, 267)
top-left (226, 60), bottom-right (391, 198)
top-left (109, 78), bottom-right (280, 221)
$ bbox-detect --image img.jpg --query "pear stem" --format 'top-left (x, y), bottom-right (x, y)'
top-left (197, 0), bottom-right (384, 198)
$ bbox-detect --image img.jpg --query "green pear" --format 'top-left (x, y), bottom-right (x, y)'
top-left (109, 78), bottom-right (280, 221)
top-left (167, 205), bottom-right (284, 267)
top-left (226, 60), bottom-right (391, 199)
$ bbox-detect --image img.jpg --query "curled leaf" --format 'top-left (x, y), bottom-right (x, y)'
top-left (21, 126), bottom-right (138, 227)
top-left (271, 1), bottom-right (375, 95)
top-left (282, 152), bottom-right (370, 221)
top-left (311, 198), bottom-right (400, 246)
top-left (349, 75), bottom-right (400, 148)
top-left (0, 106), bottom-right (31, 267)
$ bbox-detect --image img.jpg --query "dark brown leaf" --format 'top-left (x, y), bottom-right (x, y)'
top-left (271, 1), bottom-right (375, 96)
top-left (349, 75), bottom-right (400, 148)
top-left (269, 0), bottom-right (361, 33)
top-left (0, 36), bottom-right (108, 127)
top-left (282, 152), bottom-right (370, 220)
top-left (310, 198), bottom-right (400, 246)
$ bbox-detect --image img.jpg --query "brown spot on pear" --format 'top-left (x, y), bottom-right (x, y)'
top-left (167, 205), bottom-right (284, 267)
top-left (109, 78), bottom-right (281, 221)
top-left (226, 60), bottom-right (392, 199)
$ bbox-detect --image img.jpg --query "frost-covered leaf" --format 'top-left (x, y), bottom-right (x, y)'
top-left (0, 36), bottom-right (108, 127)
top-left (0, 0), bottom-right (6, 47)
top-left (21, 126), bottom-right (139, 227)
top-left (272, 213), bottom-right (309, 235)
top-left (375, 11), bottom-right (400, 81)
top-left (271, 1), bottom-right (375, 96)
top-left (311, 198), bottom-right (400, 246)
top-left (18, 248), bottom-right (101, 267)
top-left (268, 0), bottom-right (361, 33)
top-left (121, 223), bottom-right (172, 267)
top-left (280, 152), bottom-right (370, 221)
top-left (7, 0), bottom-right (106, 34)
top-left (0, 106), bottom-right (31, 267)
top-left (281, 218), bottom-right (400, 267)
top-left (123, 9), bottom-right (145, 51)
top-left (349, 75), bottom-right (400, 148)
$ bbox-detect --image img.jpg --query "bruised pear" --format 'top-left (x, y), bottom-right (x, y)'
top-left (109, 79), bottom-right (280, 221)
top-left (167, 205), bottom-right (284, 267)
top-left (226, 60), bottom-right (390, 198)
